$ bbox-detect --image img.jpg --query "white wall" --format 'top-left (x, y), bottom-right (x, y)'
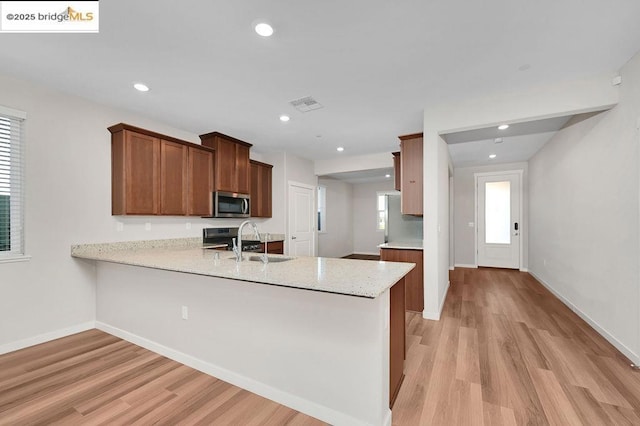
top-left (424, 71), bottom-right (619, 321)
top-left (318, 178), bottom-right (353, 258)
top-left (96, 262), bottom-right (391, 426)
top-left (0, 73), bottom-right (289, 351)
top-left (528, 52), bottom-right (640, 363)
top-left (353, 180), bottom-right (395, 255)
top-left (453, 162), bottom-right (528, 268)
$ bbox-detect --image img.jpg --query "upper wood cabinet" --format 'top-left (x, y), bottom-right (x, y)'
top-left (109, 124), bottom-right (215, 216)
top-left (250, 160), bottom-right (273, 218)
top-left (160, 140), bottom-right (188, 215)
top-left (111, 129), bottom-right (160, 215)
top-left (399, 133), bottom-right (423, 216)
top-left (199, 132), bottom-right (252, 194)
top-left (188, 147), bottom-right (214, 216)
top-left (392, 151), bottom-right (401, 192)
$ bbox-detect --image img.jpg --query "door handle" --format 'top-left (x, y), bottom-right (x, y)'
top-left (514, 222), bottom-right (519, 236)
top-left (291, 236), bottom-right (297, 240)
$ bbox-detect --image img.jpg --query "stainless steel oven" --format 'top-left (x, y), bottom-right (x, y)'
top-left (212, 191), bottom-right (250, 218)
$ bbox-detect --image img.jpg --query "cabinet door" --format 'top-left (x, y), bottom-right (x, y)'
top-left (236, 144), bottom-right (251, 194)
top-left (188, 147), bottom-right (213, 216)
top-left (250, 161), bottom-right (273, 218)
top-left (392, 152), bottom-right (401, 192)
top-left (214, 138), bottom-right (237, 193)
top-left (123, 131), bottom-right (160, 215)
top-left (159, 140), bottom-right (188, 215)
top-left (380, 248), bottom-right (424, 312)
top-left (400, 137), bottom-right (423, 215)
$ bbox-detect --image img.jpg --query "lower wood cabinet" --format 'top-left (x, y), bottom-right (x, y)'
top-left (258, 240), bottom-right (284, 254)
top-left (389, 277), bottom-right (406, 408)
top-left (380, 248), bottom-right (424, 312)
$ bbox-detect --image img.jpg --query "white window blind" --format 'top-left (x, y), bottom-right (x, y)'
top-left (0, 106), bottom-right (25, 258)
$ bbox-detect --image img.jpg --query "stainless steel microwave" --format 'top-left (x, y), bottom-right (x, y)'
top-left (212, 191), bottom-right (250, 218)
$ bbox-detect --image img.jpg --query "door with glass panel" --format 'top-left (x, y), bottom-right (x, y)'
top-left (476, 172), bottom-right (521, 269)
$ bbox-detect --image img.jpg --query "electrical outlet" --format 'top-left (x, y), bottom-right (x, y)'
top-left (145, 222), bottom-right (151, 231)
top-left (116, 222), bottom-right (123, 232)
top-left (186, 222), bottom-right (191, 230)
top-left (181, 306), bottom-right (188, 320)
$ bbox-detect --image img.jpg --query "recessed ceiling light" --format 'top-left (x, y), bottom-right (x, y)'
top-left (255, 22), bottom-right (274, 37)
top-left (489, 154), bottom-right (497, 159)
top-left (385, 174), bottom-right (391, 178)
top-left (498, 124), bottom-right (509, 130)
top-left (133, 83), bottom-right (149, 92)
top-left (337, 147), bottom-right (344, 152)
top-left (279, 115), bottom-right (290, 122)
top-left (494, 138), bottom-right (503, 144)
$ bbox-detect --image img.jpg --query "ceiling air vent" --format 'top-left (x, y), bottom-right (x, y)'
top-left (289, 96), bottom-right (323, 113)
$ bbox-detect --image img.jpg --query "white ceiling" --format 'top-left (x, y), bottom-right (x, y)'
top-left (321, 168), bottom-right (395, 184)
top-left (1, 1), bottom-right (639, 162)
top-left (445, 115), bottom-right (575, 167)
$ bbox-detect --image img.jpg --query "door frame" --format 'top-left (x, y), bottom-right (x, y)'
top-left (474, 169), bottom-right (524, 271)
top-left (287, 181), bottom-right (317, 257)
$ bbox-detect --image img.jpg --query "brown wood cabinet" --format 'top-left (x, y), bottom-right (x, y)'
top-left (258, 240), bottom-right (284, 254)
top-left (380, 248), bottom-right (424, 312)
top-left (199, 132), bottom-right (252, 194)
top-left (250, 160), bottom-right (273, 218)
top-left (160, 140), bottom-right (188, 215)
top-left (110, 124), bottom-right (215, 216)
top-left (188, 147), bottom-right (214, 216)
top-left (389, 277), bottom-right (406, 408)
top-left (392, 151), bottom-right (401, 192)
top-left (399, 133), bottom-right (423, 216)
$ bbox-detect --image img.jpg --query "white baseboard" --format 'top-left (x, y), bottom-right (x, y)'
top-left (0, 321), bottom-right (96, 355)
top-left (423, 280), bottom-right (450, 320)
top-left (520, 267), bottom-right (529, 272)
top-left (454, 263), bottom-right (478, 269)
top-left (96, 322), bottom-right (370, 426)
top-left (449, 266), bottom-right (454, 271)
top-left (528, 270), bottom-right (640, 365)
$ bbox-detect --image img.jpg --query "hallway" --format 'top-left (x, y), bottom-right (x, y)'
top-left (392, 268), bottom-right (640, 425)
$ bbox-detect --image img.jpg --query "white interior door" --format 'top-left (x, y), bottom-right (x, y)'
top-left (476, 172), bottom-right (521, 269)
top-left (288, 182), bottom-right (315, 257)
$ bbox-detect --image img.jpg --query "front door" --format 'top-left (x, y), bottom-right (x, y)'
top-left (288, 182), bottom-right (315, 257)
top-left (476, 172), bottom-right (521, 269)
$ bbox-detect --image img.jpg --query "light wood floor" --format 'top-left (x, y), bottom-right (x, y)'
top-left (0, 330), bottom-right (323, 425)
top-left (392, 267), bottom-right (640, 425)
top-left (2, 268), bottom-right (639, 425)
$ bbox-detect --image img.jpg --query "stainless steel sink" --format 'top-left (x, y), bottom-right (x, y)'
top-left (248, 255), bottom-right (293, 263)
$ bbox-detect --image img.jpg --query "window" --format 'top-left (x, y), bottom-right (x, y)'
top-left (317, 185), bottom-right (326, 232)
top-left (0, 106), bottom-right (26, 259)
top-left (377, 193), bottom-right (387, 230)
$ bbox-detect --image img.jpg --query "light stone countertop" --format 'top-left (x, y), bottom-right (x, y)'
top-left (71, 238), bottom-right (414, 299)
top-left (378, 241), bottom-right (424, 250)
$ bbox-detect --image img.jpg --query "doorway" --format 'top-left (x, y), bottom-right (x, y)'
top-left (287, 182), bottom-right (316, 257)
top-left (475, 170), bottom-right (523, 269)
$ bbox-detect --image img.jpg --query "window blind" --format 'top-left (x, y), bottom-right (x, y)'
top-left (0, 108), bottom-right (25, 257)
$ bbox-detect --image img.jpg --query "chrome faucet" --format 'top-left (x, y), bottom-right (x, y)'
top-left (235, 220), bottom-right (260, 262)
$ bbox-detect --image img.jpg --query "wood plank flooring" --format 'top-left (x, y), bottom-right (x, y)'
top-left (392, 267), bottom-right (640, 425)
top-left (0, 330), bottom-right (323, 425)
top-left (2, 268), bottom-right (639, 425)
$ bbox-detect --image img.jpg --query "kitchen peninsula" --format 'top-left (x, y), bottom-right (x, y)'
top-left (72, 238), bottom-right (414, 426)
